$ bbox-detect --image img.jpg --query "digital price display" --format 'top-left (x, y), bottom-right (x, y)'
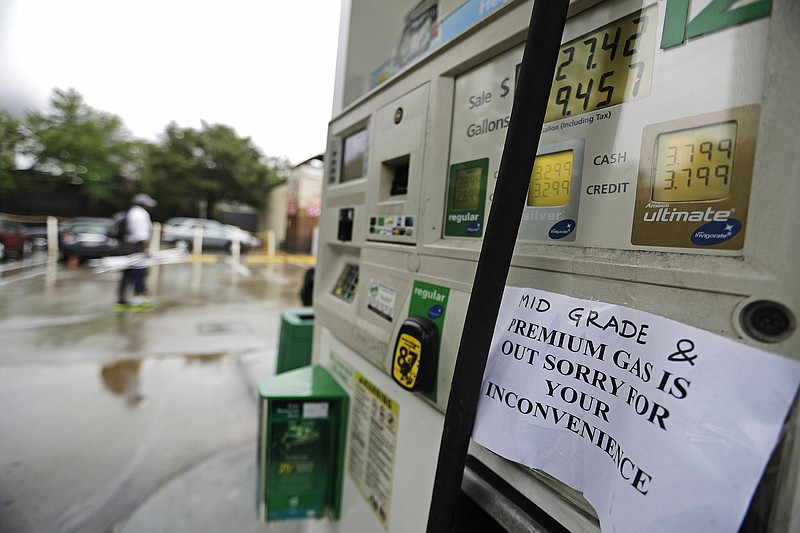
top-left (453, 166), bottom-right (483, 210)
top-left (528, 150), bottom-right (573, 207)
top-left (633, 105), bottom-right (759, 251)
top-left (444, 158), bottom-right (488, 238)
top-left (518, 140), bottom-right (584, 243)
top-left (652, 122), bottom-right (736, 202)
top-left (545, 4), bottom-right (657, 123)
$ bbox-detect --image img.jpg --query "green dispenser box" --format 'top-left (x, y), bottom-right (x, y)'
top-left (257, 365), bottom-right (348, 523)
top-left (276, 307), bottom-right (315, 374)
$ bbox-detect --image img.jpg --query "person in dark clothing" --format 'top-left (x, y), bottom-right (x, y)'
top-left (116, 193), bottom-right (157, 311)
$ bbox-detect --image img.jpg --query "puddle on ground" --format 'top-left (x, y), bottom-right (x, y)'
top-left (184, 352), bottom-right (226, 364)
top-left (99, 353), bottom-right (229, 407)
top-left (100, 359), bottom-right (145, 407)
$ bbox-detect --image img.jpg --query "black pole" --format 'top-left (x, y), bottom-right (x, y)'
top-left (426, 1), bottom-right (569, 531)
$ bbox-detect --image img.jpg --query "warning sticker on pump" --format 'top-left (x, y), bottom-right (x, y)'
top-left (473, 287), bottom-right (800, 533)
top-left (348, 372), bottom-right (398, 530)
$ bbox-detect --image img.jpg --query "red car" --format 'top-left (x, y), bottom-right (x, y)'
top-left (0, 218), bottom-right (32, 259)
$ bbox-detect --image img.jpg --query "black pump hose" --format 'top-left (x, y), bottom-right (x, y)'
top-left (426, 1), bottom-right (570, 531)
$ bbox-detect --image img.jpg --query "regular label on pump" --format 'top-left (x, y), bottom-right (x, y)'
top-left (445, 158), bottom-right (489, 237)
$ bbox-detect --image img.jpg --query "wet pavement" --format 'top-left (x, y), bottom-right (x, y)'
top-left (0, 253), bottom-right (313, 533)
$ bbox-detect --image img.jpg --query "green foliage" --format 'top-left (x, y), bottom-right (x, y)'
top-left (22, 88), bottom-right (136, 210)
top-left (0, 111), bottom-right (27, 196)
top-left (145, 121), bottom-right (288, 219)
top-left (0, 111), bottom-right (23, 170)
top-left (1, 88), bottom-right (289, 219)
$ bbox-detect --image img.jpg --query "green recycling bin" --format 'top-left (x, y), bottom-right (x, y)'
top-left (256, 365), bottom-right (348, 522)
top-left (276, 307), bottom-right (314, 374)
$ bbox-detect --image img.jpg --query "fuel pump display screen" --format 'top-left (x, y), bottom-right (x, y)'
top-left (652, 122), bottom-right (736, 202)
top-left (517, 140), bottom-right (585, 243)
top-left (342, 128), bottom-right (368, 182)
top-left (528, 150), bottom-right (573, 207)
top-left (633, 105), bottom-right (759, 251)
top-left (453, 166), bottom-right (483, 210)
top-left (545, 4), bottom-right (657, 123)
top-left (448, 0), bottom-right (765, 253)
top-left (444, 158), bottom-right (489, 238)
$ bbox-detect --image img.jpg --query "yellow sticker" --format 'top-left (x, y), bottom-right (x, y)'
top-left (393, 333), bottom-right (422, 388)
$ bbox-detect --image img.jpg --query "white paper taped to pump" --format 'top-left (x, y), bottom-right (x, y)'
top-left (472, 286), bottom-right (800, 533)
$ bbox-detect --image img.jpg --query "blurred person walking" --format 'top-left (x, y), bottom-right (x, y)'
top-left (116, 193), bottom-right (157, 312)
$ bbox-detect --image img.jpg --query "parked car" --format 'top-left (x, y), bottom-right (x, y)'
top-left (59, 219), bottom-right (124, 261)
top-left (28, 217), bottom-right (111, 251)
top-left (26, 225), bottom-right (51, 249)
top-left (161, 217), bottom-right (261, 252)
top-left (0, 217), bottom-right (32, 259)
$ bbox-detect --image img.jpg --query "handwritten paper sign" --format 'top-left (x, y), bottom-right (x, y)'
top-left (473, 287), bottom-right (800, 532)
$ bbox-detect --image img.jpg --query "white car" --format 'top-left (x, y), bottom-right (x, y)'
top-left (161, 217), bottom-right (261, 252)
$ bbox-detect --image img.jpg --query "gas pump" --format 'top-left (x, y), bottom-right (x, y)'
top-left (307, 0), bottom-right (800, 532)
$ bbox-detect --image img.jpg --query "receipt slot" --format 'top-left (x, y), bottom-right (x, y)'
top-left (257, 366), bottom-right (348, 523)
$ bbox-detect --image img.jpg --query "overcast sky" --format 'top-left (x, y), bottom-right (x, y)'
top-left (0, 0), bottom-right (342, 164)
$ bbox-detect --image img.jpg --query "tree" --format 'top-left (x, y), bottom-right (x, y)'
top-left (21, 88), bottom-right (139, 211)
top-left (145, 121), bottom-right (288, 219)
top-left (0, 111), bottom-right (26, 196)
